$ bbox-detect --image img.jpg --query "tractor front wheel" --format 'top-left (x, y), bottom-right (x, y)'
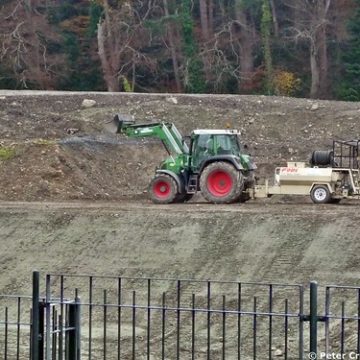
top-left (200, 162), bottom-right (243, 204)
top-left (149, 174), bottom-right (178, 204)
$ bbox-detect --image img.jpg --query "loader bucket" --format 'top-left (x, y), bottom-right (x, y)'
top-left (104, 114), bottom-right (135, 134)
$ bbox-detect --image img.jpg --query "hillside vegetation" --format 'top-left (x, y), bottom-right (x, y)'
top-left (1, 1), bottom-right (360, 100)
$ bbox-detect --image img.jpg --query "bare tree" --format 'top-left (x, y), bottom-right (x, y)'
top-left (163, 0), bottom-right (182, 92)
top-left (284, 0), bottom-right (332, 98)
top-left (0, 0), bottom-right (60, 88)
top-left (97, 0), bottom-right (155, 92)
top-left (269, 0), bottom-right (279, 37)
top-left (199, 0), bottom-right (210, 41)
top-left (234, 0), bottom-right (257, 91)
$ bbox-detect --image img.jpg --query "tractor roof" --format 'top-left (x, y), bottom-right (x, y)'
top-left (192, 129), bottom-right (240, 135)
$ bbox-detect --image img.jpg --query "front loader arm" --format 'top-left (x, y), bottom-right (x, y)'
top-left (113, 115), bottom-right (187, 156)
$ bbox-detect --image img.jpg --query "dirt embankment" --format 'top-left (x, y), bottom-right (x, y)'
top-left (1, 202), bottom-right (360, 295)
top-left (1, 92), bottom-right (360, 357)
top-left (0, 91), bottom-right (359, 201)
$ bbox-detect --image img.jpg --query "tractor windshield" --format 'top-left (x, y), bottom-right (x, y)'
top-left (191, 134), bottom-right (241, 168)
top-left (215, 135), bottom-right (240, 154)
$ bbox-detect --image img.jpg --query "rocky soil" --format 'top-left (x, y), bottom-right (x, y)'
top-left (1, 91), bottom-right (360, 359)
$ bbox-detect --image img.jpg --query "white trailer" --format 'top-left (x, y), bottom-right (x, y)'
top-left (250, 140), bottom-right (360, 204)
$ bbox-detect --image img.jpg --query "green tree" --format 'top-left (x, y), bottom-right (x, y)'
top-left (180, 0), bottom-right (206, 93)
top-left (261, 0), bottom-right (273, 94)
top-left (48, 0), bottom-right (104, 90)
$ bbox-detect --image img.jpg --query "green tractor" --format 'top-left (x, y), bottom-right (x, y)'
top-left (112, 114), bottom-right (256, 204)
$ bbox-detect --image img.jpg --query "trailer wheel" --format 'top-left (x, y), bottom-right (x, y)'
top-left (310, 185), bottom-right (331, 204)
top-left (149, 174), bottom-right (178, 204)
top-left (200, 162), bottom-right (243, 203)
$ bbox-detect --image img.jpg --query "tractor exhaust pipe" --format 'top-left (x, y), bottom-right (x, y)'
top-left (104, 114), bottom-right (135, 134)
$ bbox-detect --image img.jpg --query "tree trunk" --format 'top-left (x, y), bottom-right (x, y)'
top-left (235, 2), bottom-right (255, 91)
top-left (199, 0), bottom-right (209, 41)
top-left (310, 39), bottom-right (320, 98)
top-left (208, 0), bottom-right (214, 35)
top-left (269, 0), bottom-right (279, 37)
top-left (317, 0), bottom-right (331, 97)
top-left (25, 0), bottom-right (45, 89)
top-left (317, 25), bottom-right (328, 97)
top-left (97, 21), bottom-right (120, 92)
top-left (163, 0), bottom-right (182, 92)
top-left (310, 0), bottom-right (331, 98)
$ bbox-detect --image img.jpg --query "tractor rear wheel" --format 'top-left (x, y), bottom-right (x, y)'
top-left (200, 162), bottom-right (243, 203)
top-left (149, 174), bottom-right (178, 204)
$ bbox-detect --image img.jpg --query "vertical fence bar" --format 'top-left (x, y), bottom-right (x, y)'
top-left (191, 293), bottom-right (195, 360)
top-left (299, 286), bottom-right (304, 360)
top-left (207, 281), bottom-right (211, 360)
top-left (17, 297), bottom-right (21, 360)
top-left (52, 309), bottom-right (57, 360)
top-left (325, 287), bottom-right (330, 354)
top-left (68, 290), bottom-right (81, 360)
top-left (4, 307), bottom-right (8, 360)
top-left (39, 302), bottom-right (45, 360)
top-left (117, 278), bottom-right (122, 360)
top-left (103, 290), bottom-right (107, 360)
top-left (237, 283), bottom-right (242, 360)
top-left (253, 297), bottom-right (257, 360)
top-left (176, 280), bottom-right (180, 360)
top-left (268, 285), bottom-right (273, 360)
top-left (147, 279), bottom-right (151, 360)
top-left (75, 292), bottom-right (81, 360)
top-left (284, 299), bottom-right (288, 360)
top-left (88, 277), bottom-right (93, 360)
top-left (31, 271), bottom-right (40, 360)
top-left (58, 315), bottom-right (63, 360)
top-left (340, 301), bottom-right (345, 356)
top-left (65, 303), bottom-right (69, 360)
top-left (222, 295), bottom-right (226, 360)
top-left (132, 291), bottom-right (136, 360)
top-left (59, 275), bottom-right (64, 360)
top-left (30, 310), bottom-right (32, 359)
top-left (309, 281), bottom-right (318, 356)
top-left (357, 289), bottom-right (360, 356)
top-left (162, 292), bottom-right (166, 360)
top-left (45, 275), bottom-right (51, 360)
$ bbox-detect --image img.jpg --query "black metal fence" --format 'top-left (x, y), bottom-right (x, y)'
top-left (1, 272), bottom-right (360, 359)
top-left (0, 294), bottom-right (32, 360)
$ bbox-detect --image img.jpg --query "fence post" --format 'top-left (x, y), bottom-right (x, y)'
top-left (309, 281), bottom-right (318, 355)
top-left (68, 293), bottom-right (81, 360)
top-left (31, 271), bottom-right (40, 360)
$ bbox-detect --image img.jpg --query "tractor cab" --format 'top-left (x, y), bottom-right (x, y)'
top-left (190, 130), bottom-right (253, 171)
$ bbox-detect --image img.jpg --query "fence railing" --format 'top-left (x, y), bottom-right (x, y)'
top-left (1, 272), bottom-right (360, 359)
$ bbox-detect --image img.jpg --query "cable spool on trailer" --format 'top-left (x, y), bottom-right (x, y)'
top-left (310, 150), bottom-right (334, 167)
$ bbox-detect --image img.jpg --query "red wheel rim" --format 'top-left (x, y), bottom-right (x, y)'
top-left (153, 180), bottom-right (171, 198)
top-left (207, 170), bottom-right (233, 197)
